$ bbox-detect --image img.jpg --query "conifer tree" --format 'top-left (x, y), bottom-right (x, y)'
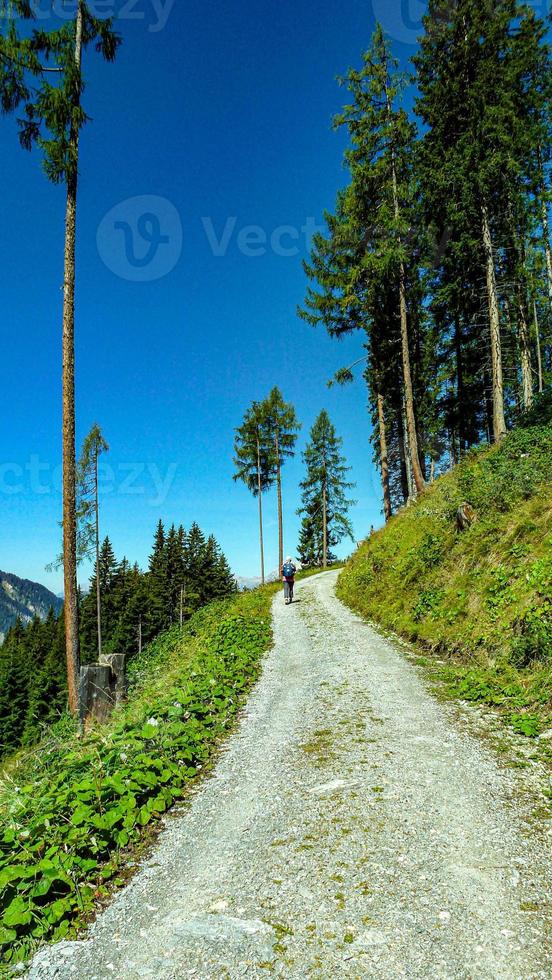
top-left (414, 0), bottom-right (550, 441)
top-left (0, 620), bottom-right (31, 756)
top-left (23, 611), bottom-right (66, 745)
top-left (76, 424), bottom-right (109, 657)
top-left (300, 24), bottom-right (427, 498)
top-left (264, 388), bottom-right (301, 571)
top-left (164, 524), bottom-right (186, 624)
top-left (298, 411), bottom-right (355, 568)
top-left (0, 2), bottom-right (121, 713)
top-left (233, 402), bottom-right (273, 584)
top-left (147, 520), bottom-right (168, 634)
top-left (184, 523), bottom-right (207, 611)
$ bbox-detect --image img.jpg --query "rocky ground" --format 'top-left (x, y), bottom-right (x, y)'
top-left (28, 571), bottom-right (552, 979)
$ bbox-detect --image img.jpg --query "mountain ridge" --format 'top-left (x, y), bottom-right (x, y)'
top-left (0, 570), bottom-right (63, 643)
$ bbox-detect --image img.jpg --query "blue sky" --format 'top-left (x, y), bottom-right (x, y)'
top-left (0, 0), bottom-right (480, 589)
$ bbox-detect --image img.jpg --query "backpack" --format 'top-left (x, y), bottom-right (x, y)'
top-left (283, 561), bottom-right (295, 578)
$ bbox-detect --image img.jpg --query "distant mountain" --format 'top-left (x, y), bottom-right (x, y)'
top-left (235, 572), bottom-right (276, 592)
top-left (235, 563), bottom-right (304, 592)
top-left (0, 571), bottom-right (63, 644)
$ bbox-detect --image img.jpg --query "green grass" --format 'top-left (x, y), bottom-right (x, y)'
top-left (0, 584), bottom-right (279, 971)
top-left (337, 424), bottom-right (552, 733)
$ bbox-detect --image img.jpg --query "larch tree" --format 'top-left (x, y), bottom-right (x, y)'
top-left (233, 402), bottom-right (273, 584)
top-left (264, 387), bottom-right (301, 572)
top-left (77, 424), bottom-right (109, 659)
top-left (0, 2), bottom-right (121, 714)
top-left (298, 411), bottom-right (355, 569)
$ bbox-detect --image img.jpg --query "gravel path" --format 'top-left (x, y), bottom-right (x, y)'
top-left (28, 571), bottom-right (551, 979)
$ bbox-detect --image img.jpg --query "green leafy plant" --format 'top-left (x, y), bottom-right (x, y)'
top-left (0, 586), bottom-right (277, 967)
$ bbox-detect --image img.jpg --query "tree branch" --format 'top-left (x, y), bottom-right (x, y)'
top-left (0, 49), bottom-right (62, 73)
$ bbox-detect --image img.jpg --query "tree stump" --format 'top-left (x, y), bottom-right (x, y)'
top-left (80, 654), bottom-right (127, 728)
top-left (100, 653), bottom-right (127, 706)
top-left (79, 664), bottom-right (115, 727)
top-left (456, 502), bottom-right (476, 532)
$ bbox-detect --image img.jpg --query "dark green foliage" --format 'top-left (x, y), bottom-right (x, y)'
top-left (264, 386), bottom-right (301, 478)
top-left (0, 587), bottom-right (275, 967)
top-left (298, 411), bottom-right (355, 564)
top-left (0, 614), bottom-right (67, 758)
top-left (79, 523), bottom-right (236, 661)
top-left (0, 2), bottom-right (121, 183)
top-left (0, 524), bottom-right (236, 761)
top-left (517, 389), bottom-right (552, 429)
top-left (301, 7), bottom-right (552, 515)
top-left (233, 402), bottom-right (274, 497)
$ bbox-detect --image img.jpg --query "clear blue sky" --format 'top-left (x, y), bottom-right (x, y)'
top-left (0, 0), bottom-right (434, 591)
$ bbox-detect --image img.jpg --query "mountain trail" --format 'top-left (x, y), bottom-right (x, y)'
top-left (28, 571), bottom-right (552, 979)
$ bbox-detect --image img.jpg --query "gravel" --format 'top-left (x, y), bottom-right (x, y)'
top-left (27, 570), bottom-right (552, 979)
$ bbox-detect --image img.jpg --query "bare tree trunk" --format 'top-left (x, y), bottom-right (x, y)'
top-left (516, 287), bottom-right (533, 409)
top-left (322, 478), bottom-right (328, 569)
top-left (533, 300), bottom-right (544, 394)
top-left (396, 225), bottom-right (425, 493)
top-left (454, 317), bottom-right (466, 452)
top-left (541, 199), bottom-right (552, 315)
top-left (402, 395), bottom-right (415, 502)
top-left (397, 408), bottom-right (409, 504)
top-left (62, 2), bottom-right (84, 715)
top-left (483, 366), bottom-right (493, 444)
top-left (179, 585), bottom-right (184, 627)
top-left (382, 66), bottom-right (425, 495)
top-left (94, 452), bottom-right (102, 660)
top-left (275, 429), bottom-right (283, 572)
top-left (256, 434), bottom-right (265, 585)
top-left (138, 616), bottom-right (142, 657)
top-left (376, 390), bottom-right (392, 522)
top-left (481, 203), bottom-right (506, 441)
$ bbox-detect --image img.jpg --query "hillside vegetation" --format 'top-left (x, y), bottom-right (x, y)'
top-left (338, 422), bottom-right (552, 734)
top-left (0, 585), bottom-right (277, 971)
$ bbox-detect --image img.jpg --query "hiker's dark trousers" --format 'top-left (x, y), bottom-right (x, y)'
top-left (284, 579), bottom-right (294, 600)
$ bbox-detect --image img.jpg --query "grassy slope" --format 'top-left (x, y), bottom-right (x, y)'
top-left (0, 584), bottom-right (280, 970)
top-left (338, 425), bottom-right (552, 735)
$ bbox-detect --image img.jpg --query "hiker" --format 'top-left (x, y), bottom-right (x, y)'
top-left (282, 556), bottom-right (296, 605)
